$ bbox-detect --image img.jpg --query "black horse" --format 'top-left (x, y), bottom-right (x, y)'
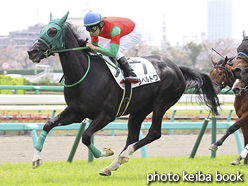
top-left (27, 12), bottom-right (219, 176)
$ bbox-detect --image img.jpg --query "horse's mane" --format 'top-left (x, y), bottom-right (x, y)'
top-left (66, 22), bottom-right (91, 53)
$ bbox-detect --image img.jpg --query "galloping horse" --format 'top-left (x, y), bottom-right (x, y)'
top-left (209, 32), bottom-right (248, 160)
top-left (27, 12), bottom-right (219, 176)
top-left (209, 56), bottom-right (248, 164)
top-left (231, 72), bottom-right (248, 164)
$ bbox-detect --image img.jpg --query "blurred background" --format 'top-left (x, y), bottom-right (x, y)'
top-left (0, 0), bottom-right (244, 82)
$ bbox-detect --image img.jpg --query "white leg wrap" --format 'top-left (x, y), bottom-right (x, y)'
top-left (120, 144), bottom-right (135, 157)
top-left (106, 144), bottom-right (135, 172)
top-left (32, 148), bottom-right (42, 162)
top-left (106, 156), bottom-right (121, 172)
top-left (240, 145), bottom-right (248, 159)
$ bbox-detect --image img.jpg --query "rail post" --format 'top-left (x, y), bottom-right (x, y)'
top-left (211, 117), bottom-right (217, 158)
top-left (189, 112), bottom-right (211, 158)
top-left (67, 121), bottom-right (87, 162)
top-left (189, 117), bottom-right (210, 158)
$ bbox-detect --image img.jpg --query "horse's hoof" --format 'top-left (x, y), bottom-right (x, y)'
top-left (231, 159), bottom-right (240, 165)
top-left (101, 148), bottom-right (114, 157)
top-left (32, 159), bottom-right (42, 169)
top-left (209, 144), bottom-right (218, 151)
top-left (99, 168), bottom-right (111, 176)
top-left (118, 156), bottom-right (129, 164)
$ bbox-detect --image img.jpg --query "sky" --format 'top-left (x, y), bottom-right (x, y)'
top-left (1, 0), bottom-right (248, 46)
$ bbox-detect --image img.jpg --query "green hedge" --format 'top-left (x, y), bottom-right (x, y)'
top-left (0, 75), bottom-right (26, 94)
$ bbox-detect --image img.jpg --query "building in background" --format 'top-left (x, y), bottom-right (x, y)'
top-left (207, 0), bottom-right (232, 41)
top-left (0, 18), bottom-right (89, 48)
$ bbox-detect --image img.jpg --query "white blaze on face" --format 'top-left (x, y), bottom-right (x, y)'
top-left (232, 79), bottom-right (240, 90)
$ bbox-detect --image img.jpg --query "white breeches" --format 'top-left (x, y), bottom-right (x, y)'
top-left (103, 28), bottom-right (142, 60)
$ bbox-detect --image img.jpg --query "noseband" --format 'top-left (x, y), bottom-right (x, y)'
top-left (235, 78), bottom-right (248, 98)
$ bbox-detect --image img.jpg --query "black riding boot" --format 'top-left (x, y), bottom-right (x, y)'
top-left (117, 56), bottom-right (140, 84)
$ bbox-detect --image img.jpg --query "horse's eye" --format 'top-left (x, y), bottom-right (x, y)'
top-left (47, 28), bottom-right (57, 37)
top-left (219, 72), bottom-right (223, 76)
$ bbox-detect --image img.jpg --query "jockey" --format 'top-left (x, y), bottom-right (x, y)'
top-left (84, 10), bottom-right (141, 84)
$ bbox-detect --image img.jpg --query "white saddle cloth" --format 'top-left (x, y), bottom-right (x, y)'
top-left (103, 56), bottom-right (161, 89)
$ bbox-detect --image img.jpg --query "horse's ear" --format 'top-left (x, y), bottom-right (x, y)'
top-left (59, 11), bottom-right (69, 25)
top-left (211, 58), bottom-right (217, 66)
top-left (50, 12), bottom-right (53, 21)
top-left (222, 56), bottom-right (228, 66)
top-left (243, 30), bottom-right (246, 39)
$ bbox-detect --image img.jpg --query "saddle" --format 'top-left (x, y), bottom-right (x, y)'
top-left (104, 56), bottom-right (161, 117)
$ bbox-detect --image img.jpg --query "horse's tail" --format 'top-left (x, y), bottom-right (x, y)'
top-left (179, 66), bottom-right (220, 116)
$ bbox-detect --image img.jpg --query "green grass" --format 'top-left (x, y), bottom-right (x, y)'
top-left (0, 156), bottom-right (247, 186)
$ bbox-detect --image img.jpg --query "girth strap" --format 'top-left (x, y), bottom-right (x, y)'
top-left (116, 82), bottom-right (132, 117)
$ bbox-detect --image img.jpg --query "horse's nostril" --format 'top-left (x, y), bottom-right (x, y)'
top-left (235, 69), bottom-right (241, 73)
top-left (232, 68), bottom-right (242, 79)
top-left (28, 50), bottom-right (38, 56)
top-left (232, 87), bottom-right (240, 94)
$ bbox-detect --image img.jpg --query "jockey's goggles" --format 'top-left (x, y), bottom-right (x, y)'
top-left (86, 25), bottom-right (98, 33)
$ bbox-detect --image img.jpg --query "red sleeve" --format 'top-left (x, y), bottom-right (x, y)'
top-left (111, 34), bottom-right (120, 45)
top-left (90, 35), bottom-right (99, 43)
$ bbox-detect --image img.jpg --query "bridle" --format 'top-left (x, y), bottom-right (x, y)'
top-left (236, 36), bottom-right (248, 63)
top-left (235, 78), bottom-right (248, 98)
top-left (212, 65), bottom-right (234, 92)
top-left (237, 52), bottom-right (248, 63)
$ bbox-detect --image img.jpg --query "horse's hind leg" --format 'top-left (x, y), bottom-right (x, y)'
top-left (99, 107), bottom-right (152, 176)
top-left (104, 106), bottom-right (167, 174)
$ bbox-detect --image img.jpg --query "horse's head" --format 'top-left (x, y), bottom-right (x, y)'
top-left (209, 56), bottom-right (231, 94)
top-left (27, 12), bottom-right (69, 63)
top-left (232, 31), bottom-right (248, 79)
top-left (232, 70), bottom-right (248, 97)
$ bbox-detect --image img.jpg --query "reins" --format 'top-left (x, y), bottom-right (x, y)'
top-left (60, 54), bottom-right (91, 87)
top-left (38, 19), bottom-right (120, 87)
top-left (43, 44), bottom-right (120, 88)
top-left (47, 46), bottom-right (120, 87)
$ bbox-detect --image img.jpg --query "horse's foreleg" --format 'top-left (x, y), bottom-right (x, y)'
top-left (231, 144), bottom-right (248, 165)
top-left (82, 111), bottom-right (115, 159)
top-left (32, 107), bottom-right (84, 168)
top-left (209, 132), bottom-right (230, 151)
top-left (32, 147), bottom-right (42, 168)
top-left (241, 126), bottom-right (248, 165)
top-left (32, 130), bottom-right (48, 168)
top-left (209, 122), bottom-right (240, 151)
top-left (87, 144), bottom-right (114, 158)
